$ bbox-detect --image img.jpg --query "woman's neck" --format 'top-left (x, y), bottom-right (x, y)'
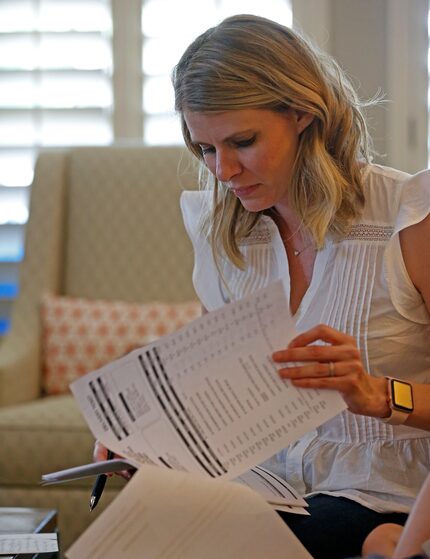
top-left (268, 205), bottom-right (309, 246)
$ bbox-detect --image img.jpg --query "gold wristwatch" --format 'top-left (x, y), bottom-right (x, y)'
top-left (381, 377), bottom-right (414, 425)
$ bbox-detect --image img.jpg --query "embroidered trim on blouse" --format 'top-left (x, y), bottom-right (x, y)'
top-left (237, 223), bottom-right (394, 245)
top-left (344, 224), bottom-right (394, 242)
top-left (239, 225), bottom-right (272, 246)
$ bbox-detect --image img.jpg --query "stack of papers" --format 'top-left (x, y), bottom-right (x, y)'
top-left (0, 533), bottom-right (58, 555)
top-left (42, 459), bottom-right (308, 515)
top-left (67, 281), bottom-right (345, 483)
top-left (41, 281), bottom-right (345, 559)
top-left (65, 465), bottom-right (313, 559)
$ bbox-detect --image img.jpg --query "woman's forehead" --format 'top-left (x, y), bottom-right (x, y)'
top-left (184, 108), bottom-right (292, 143)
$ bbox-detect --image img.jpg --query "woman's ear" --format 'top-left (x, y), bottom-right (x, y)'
top-left (294, 110), bottom-right (315, 134)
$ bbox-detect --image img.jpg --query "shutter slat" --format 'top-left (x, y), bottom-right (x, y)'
top-left (0, 0), bottom-right (113, 188)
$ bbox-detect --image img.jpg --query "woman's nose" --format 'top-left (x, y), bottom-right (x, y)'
top-left (215, 151), bottom-right (241, 182)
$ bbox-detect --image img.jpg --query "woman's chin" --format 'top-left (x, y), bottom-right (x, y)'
top-left (238, 199), bottom-right (272, 213)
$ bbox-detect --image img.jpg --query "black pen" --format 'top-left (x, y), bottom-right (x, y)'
top-left (89, 449), bottom-right (114, 512)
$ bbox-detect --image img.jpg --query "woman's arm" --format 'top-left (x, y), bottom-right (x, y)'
top-left (272, 325), bottom-right (430, 431)
top-left (393, 472), bottom-right (430, 558)
top-left (273, 214), bottom-right (430, 431)
top-left (399, 213), bottom-right (430, 312)
top-left (396, 213), bottom-right (430, 430)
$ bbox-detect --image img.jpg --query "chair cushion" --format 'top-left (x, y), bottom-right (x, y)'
top-left (0, 394), bottom-right (127, 488)
top-left (41, 294), bottom-right (201, 395)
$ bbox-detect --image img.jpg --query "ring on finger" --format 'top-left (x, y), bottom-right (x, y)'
top-left (328, 361), bottom-right (335, 377)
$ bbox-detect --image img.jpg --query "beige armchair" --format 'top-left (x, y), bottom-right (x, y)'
top-left (0, 145), bottom-right (198, 553)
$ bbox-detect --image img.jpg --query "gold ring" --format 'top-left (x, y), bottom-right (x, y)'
top-left (328, 362), bottom-right (335, 377)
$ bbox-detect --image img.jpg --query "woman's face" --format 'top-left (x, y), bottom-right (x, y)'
top-left (184, 108), bottom-right (313, 214)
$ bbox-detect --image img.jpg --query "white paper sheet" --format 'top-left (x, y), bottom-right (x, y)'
top-left (234, 465), bottom-right (307, 507)
top-left (0, 533), bottom-right (58, 554)
top-left (42, 458), bottom-right (308, 513)
top-left (66, 465), bottom-right (313, 559)
top-left (41, 458), bottom-right (138, 484)
top-left (71, 281), bottom-right (346, 480)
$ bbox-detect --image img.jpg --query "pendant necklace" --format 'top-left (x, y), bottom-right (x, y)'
top-left (293, 242), bottom-right (315, 257)
top-left (273, 210), bottom-right (315, 257)
top-left (281, 227), bottom-right (315, 257)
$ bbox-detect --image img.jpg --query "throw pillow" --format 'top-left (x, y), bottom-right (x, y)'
top-left (41, 293), bottom-right (201, 395)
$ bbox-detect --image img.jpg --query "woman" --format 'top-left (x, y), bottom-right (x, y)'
top-left (173, 13), bottom-right (430, 559)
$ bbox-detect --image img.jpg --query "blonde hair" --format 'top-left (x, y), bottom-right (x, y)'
top-left (172, 14), bottom-right (375, 269)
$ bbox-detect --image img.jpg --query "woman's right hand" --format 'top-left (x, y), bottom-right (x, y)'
top-left (92, 440), bottom-right (135, 480)
top-left (93, 439), bottom-right (112, 462)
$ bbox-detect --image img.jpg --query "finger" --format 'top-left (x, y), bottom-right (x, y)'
top-left (115, 470), bottom-right (133, 480)
top-left (278, 362), bottom-right (338, 379)
top-left (115, 468), bottom-right (137, 480)
top-left (273, 344), bottom-right (360, 364)
top-left (287, 324), bottom-right (355, 348)
top-left (93, 440), bottom-right (108, 462)
top-left (278, 361), bottom-right (363, 382)
top-left (287, 375), bottom-right (351, 391)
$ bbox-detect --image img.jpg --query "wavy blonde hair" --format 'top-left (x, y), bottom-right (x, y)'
top-left (172, 14), bottom-right (375, 269)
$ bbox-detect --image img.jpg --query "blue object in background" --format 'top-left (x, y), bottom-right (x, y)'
top-left (0, 317), bottom-right (10, 335)
top-left (0, 283), bottom-right (19, 336)
top-left (0, 283), bottom-right (18, 298)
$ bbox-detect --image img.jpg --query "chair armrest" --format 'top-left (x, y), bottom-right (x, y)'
top-left (0, 331), bottom-right (41, 407)
top-left (0, 150), bottom-right (69, 407)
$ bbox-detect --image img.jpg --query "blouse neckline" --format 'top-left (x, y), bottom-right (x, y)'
top-left (261, 214), bottom-right (332, 320)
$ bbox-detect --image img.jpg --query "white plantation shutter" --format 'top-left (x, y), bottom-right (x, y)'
top-left (0, 0), bottom-right (113, 191)
top-left (0, 0), bottom-right (113, 334)
top-left (0, 0), bottom-right (293, 193)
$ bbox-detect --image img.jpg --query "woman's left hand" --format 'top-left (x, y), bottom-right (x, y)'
top-left (272, 324), bottom-right (390, 418)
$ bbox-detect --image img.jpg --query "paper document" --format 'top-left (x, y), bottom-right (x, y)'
top-left (0, 533), bottom-right (58, 554)
top-left (41, 458), bottom-right (139, 484)
top-left (42, 459), bottom-right (308, 514)
top-left (66, 464), bottom-right (313, 559)
top-left (235, 465), bottom-right (308, 513)
top-left (71, 281), bottom-right (345, 481)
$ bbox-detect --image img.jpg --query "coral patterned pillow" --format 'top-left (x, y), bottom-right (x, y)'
top-left (41, 294), bottom-right (201, 395)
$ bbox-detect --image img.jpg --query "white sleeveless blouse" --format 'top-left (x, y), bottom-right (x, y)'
top-left (180, 164), bottom-right (430, 513)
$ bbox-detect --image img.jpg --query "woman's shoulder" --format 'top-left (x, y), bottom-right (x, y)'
top-left (362, 163), bottom-right (410, 196)
top-left (180, 190), bottom-right (210, 237)
top-left (180, 189), bottom-right (209, 213)
top-left (363, 163), bottom-right (430, 192)
top-left (360, 164), bottom-right (430, 223)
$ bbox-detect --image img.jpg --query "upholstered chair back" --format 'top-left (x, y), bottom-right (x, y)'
top-left (0, 145), bottom-right (199, 406)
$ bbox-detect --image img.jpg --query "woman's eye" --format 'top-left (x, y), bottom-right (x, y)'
top-left (200, 145), bottom-right (215, 155)
top-left (235, 136), bottom-right (256, 148)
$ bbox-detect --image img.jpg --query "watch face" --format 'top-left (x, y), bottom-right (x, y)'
top-left (391, 379), bottom-right (413, 412)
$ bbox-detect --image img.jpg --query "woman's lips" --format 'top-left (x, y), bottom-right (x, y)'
top-left (231, 184), bottom-right (260, 198)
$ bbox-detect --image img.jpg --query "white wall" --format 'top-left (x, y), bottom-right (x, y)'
top-left (293, 0), bottom-right (429, 173)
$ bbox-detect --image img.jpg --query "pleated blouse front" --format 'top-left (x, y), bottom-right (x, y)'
top-left (181, 163), bottom-right (430, 513)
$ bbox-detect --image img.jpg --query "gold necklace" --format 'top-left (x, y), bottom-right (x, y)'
top-left (272, 211), bottom-right (315, 257)
top-left (293, 242), bottom-right (315, 257)
top-left (281, 228), bottom-right (315, 257)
